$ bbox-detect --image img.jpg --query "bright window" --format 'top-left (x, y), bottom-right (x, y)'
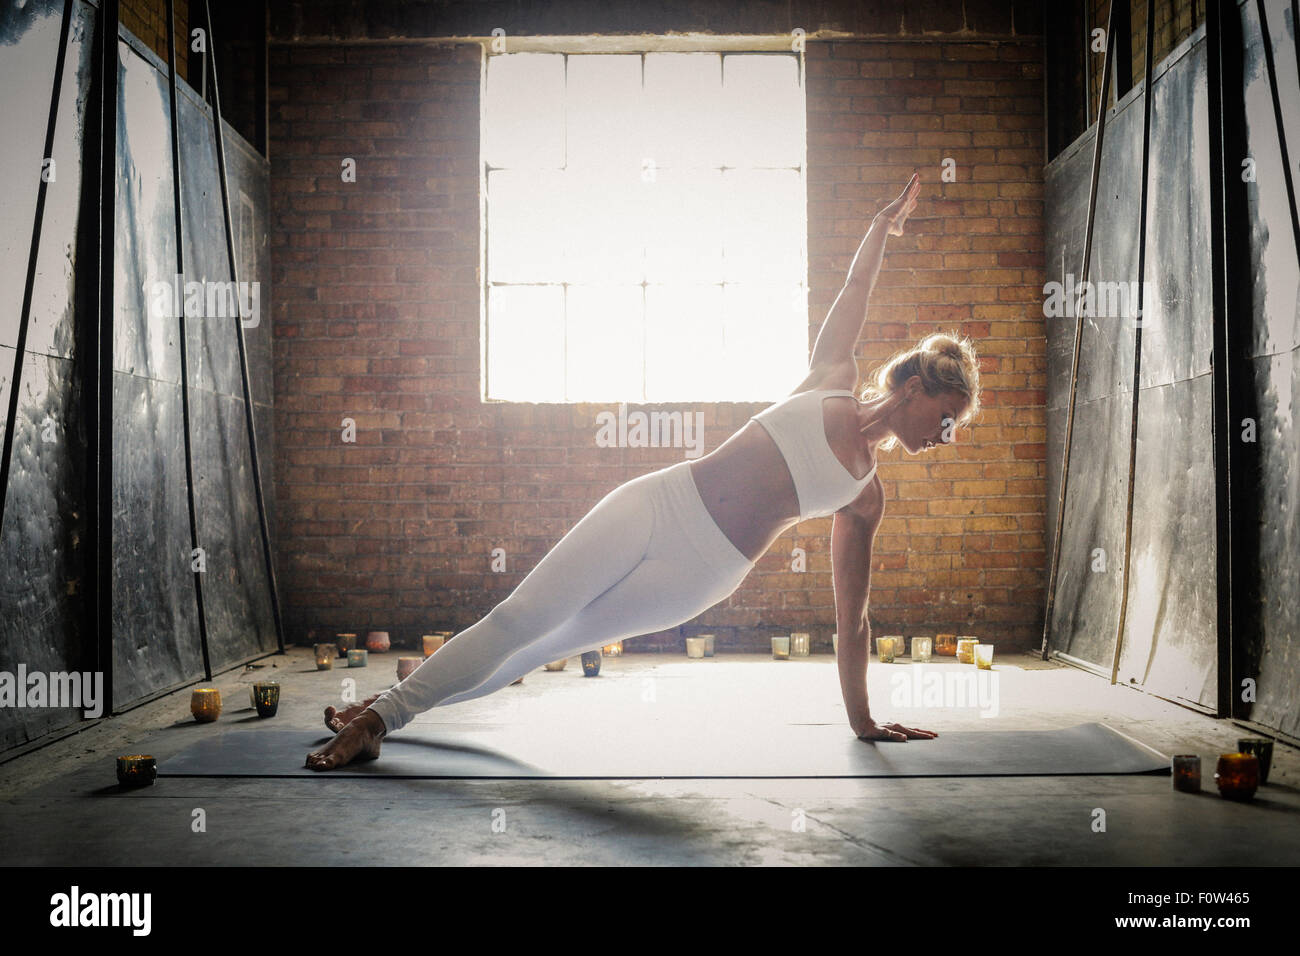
top-left (482, 50), bottom-right (809, 403)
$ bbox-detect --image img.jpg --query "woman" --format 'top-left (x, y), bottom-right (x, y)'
top-left (307, 172), bottom-right (981, 770)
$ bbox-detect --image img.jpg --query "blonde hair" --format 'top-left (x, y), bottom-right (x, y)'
top-left (859, 331), bottom-right (982, 451)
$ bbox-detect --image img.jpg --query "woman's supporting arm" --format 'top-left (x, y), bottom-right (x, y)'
top-left (831, 504), bottom-right (883, 736)
top-left (808, 174), bottom-right (919, 372)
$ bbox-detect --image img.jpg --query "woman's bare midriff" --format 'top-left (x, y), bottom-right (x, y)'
top-left (687, 421), bottom-right (804, 562)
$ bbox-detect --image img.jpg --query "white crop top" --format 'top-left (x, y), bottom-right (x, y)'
top-left (751, 389), bottom-right (877, 520)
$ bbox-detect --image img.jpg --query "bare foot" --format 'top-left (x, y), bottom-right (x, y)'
top-left (306, 709), bottom-right (385, 771)
top-left (323, 694), bottom-right (380, 734)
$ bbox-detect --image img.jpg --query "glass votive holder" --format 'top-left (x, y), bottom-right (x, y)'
top-left (790, 632), bottom-right (810, 657)
top-left (190, 688), bottom-right (221, 722)
top-left (876, 637), bottom-right (897, 663)
top-left (396, 657), bottom-right (422, 681)
top-left (347, 648), bottom-right (368, 668)
top-left (421, 634), bottom-right (445, 658)
top-left (935, 633), bottom-right (957, 656)
top-left (336, 632), bottom-right (357, 655)
top-left (700, 633), bottom-right (716, 657)
top-left (1214, 752), bottom-right (1260, 801)
top-left (252, 682), bottom-right (280, 718)
top-left (832, 632), bottom-right (839, 655)
top-left (602, 640), bottom-right (624, 657)
top-left (314, 643), bottom-right (336, 670)
top-left (365, 630), bottom-right (390, 653)
top-left (974, 643), bottom-right (995, 669)
top-left (544, 658), bottom-right (568, 671)
top-left (116, 754), bottom-right (157, 788)
top-left (771, 636), bottom-right (790, 660)
top-left (911, 637), bottom-right (932, 663)
top-left (1171, 755), bottom-right (1201, 793)
top-left (956, 638), bottom-right (980, 664)
top-left (581, 650), bottom-right (602, 676)
top-left (685, 637), bottom-right (706, 658)
top-left (1237, 738), bottom-right (1273, 784)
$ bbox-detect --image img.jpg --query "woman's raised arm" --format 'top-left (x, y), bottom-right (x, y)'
top-left (807, 174), bottom-right (920, 375)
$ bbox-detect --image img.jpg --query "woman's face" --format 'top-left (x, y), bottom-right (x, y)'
top-left (893, 379), bottom-right (971, 454)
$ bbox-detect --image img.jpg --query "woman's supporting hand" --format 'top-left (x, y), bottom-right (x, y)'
top-left (876, 172), bottom-right (921, 236)
top-left (853, 716), bottom-right (939, 742)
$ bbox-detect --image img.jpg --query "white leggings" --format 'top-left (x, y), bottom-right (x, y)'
top-left (366, 460), bottom-right (756, 734)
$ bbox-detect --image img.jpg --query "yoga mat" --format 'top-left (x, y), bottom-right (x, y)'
top-left (156, 722), bottom-right (1169, 779)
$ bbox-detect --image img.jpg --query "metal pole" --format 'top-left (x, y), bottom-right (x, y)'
top-left (1109, 0), bottom-right (1157, 685)
top-left (0, 0), bottom-right (73, 537)
top-left (1040, 0), bottom-right (1117, 660)
top-left (202, 0), bottom-right (286, 654)
top-left (90, 0), bottom-right (121, 714)
top-left (1204, 0), bottom-right (1234, 719)
top-left (166, 0), bottom-right (213, 679)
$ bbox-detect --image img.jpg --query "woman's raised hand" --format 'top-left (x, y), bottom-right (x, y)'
top-left (878, 173), bottom-right (921, 236)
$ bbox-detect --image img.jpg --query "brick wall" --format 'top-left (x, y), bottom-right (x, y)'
top-left (120, 0), bottom-right (189, 82)
top-left (269, 30), bottom-right (1049, 653)
top-left (1087, 0), bottom-right (1204, 116)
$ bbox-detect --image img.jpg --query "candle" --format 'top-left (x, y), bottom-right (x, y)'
top-left (602, 640), bottom-right (624, 657)
top-left (875, 637), bottom-right (897, 663)
top-left (1237, 738), bottom-right (1273, 784)
top-left (336, 632), bottom-right (358, 655)
top-left (252, 682), bottom-right (280, 718)
top-left (911, 637), bottom-right (932, 663)
top-left (314, 643), bottom-right (336, 670)
top-left (116, 754), bottom-right (157, 788)
top-left (1171, 755), bottom-right (1201, 793)
top-left (956, 638), bottom-right (980, 664)
top-left (935, 633), bottom-right (957, 656)
top-left (347, 649), bottom-right (368, 668)
top-left (365, 630), bottom-right (390, 653)
top-left (191, 688), bottom-right (221, 722)
top-left (790, 632), bottom-right (810, 657)
top-left (685, 636), bottom-right (706, 658)
top-left (581, 650), bottom-right (602, 676)
top-left (396, 657), bottom-right (422, 681)
top-left (1214, 752), bottom-right (1260, 801)
top-left (544, 658), bottom-right (568, 671)
top-left (832, 632), bottom-right (839, 655)
top-left (974, 643), bottom-right (995, 669)
top-left (771, 636), bottom-right (790, 660)
top-left (700, 633), bottom-right (716, 657)
top-left (421, 634), bottom-right (445, 658)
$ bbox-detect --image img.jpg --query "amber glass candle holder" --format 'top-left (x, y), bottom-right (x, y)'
top-left (1237, 738), bottom-right (1273, 784)
top-left (935, 634), bottom-right (957, 656)
top-left (875, 637), bottom-right (897, 663)
top-left (956, 638), bottom-right (979, 664)
top-left (347, 649), bottom-right (368, 668)
top-left (911, 637), bottom-right (932, 663)
top-left (790, 632), bottom-right (811, 657)
top-left (974, 643), bottom-right (995, 670)
top-left (581, 650), bottom-right (601, 676)
top-left (252, 682), bottom-right (280, 718)
top-left (1214, 752), bottom-right (1260, 801)
top-left (602, 640), bottom-right (624, 657)
top-left (336, 632), bottom-right (357, 655)
top-left (365, 630), bottom-right (390, 653)
top-left (396, 657), bottom-right (421, 681)
top-left (421, 634), bottom-right (445, 658)
top-left (116, 754), bottom-right (157, 788)
top-left (314, 643), bottom-right (336, 670)
top-left (190, 688), bottom-right (222, 722)
top-left (771, 636), bottom-right (790, 660)
top-left (1171, 755), bottom-right (1201, 793)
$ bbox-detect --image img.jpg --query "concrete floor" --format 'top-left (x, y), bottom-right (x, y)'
top-left (1, 649), bottom-right (1297, 865)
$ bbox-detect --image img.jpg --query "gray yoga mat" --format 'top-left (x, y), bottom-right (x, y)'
top-left (156, 722), bottom-right (1169, 779)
